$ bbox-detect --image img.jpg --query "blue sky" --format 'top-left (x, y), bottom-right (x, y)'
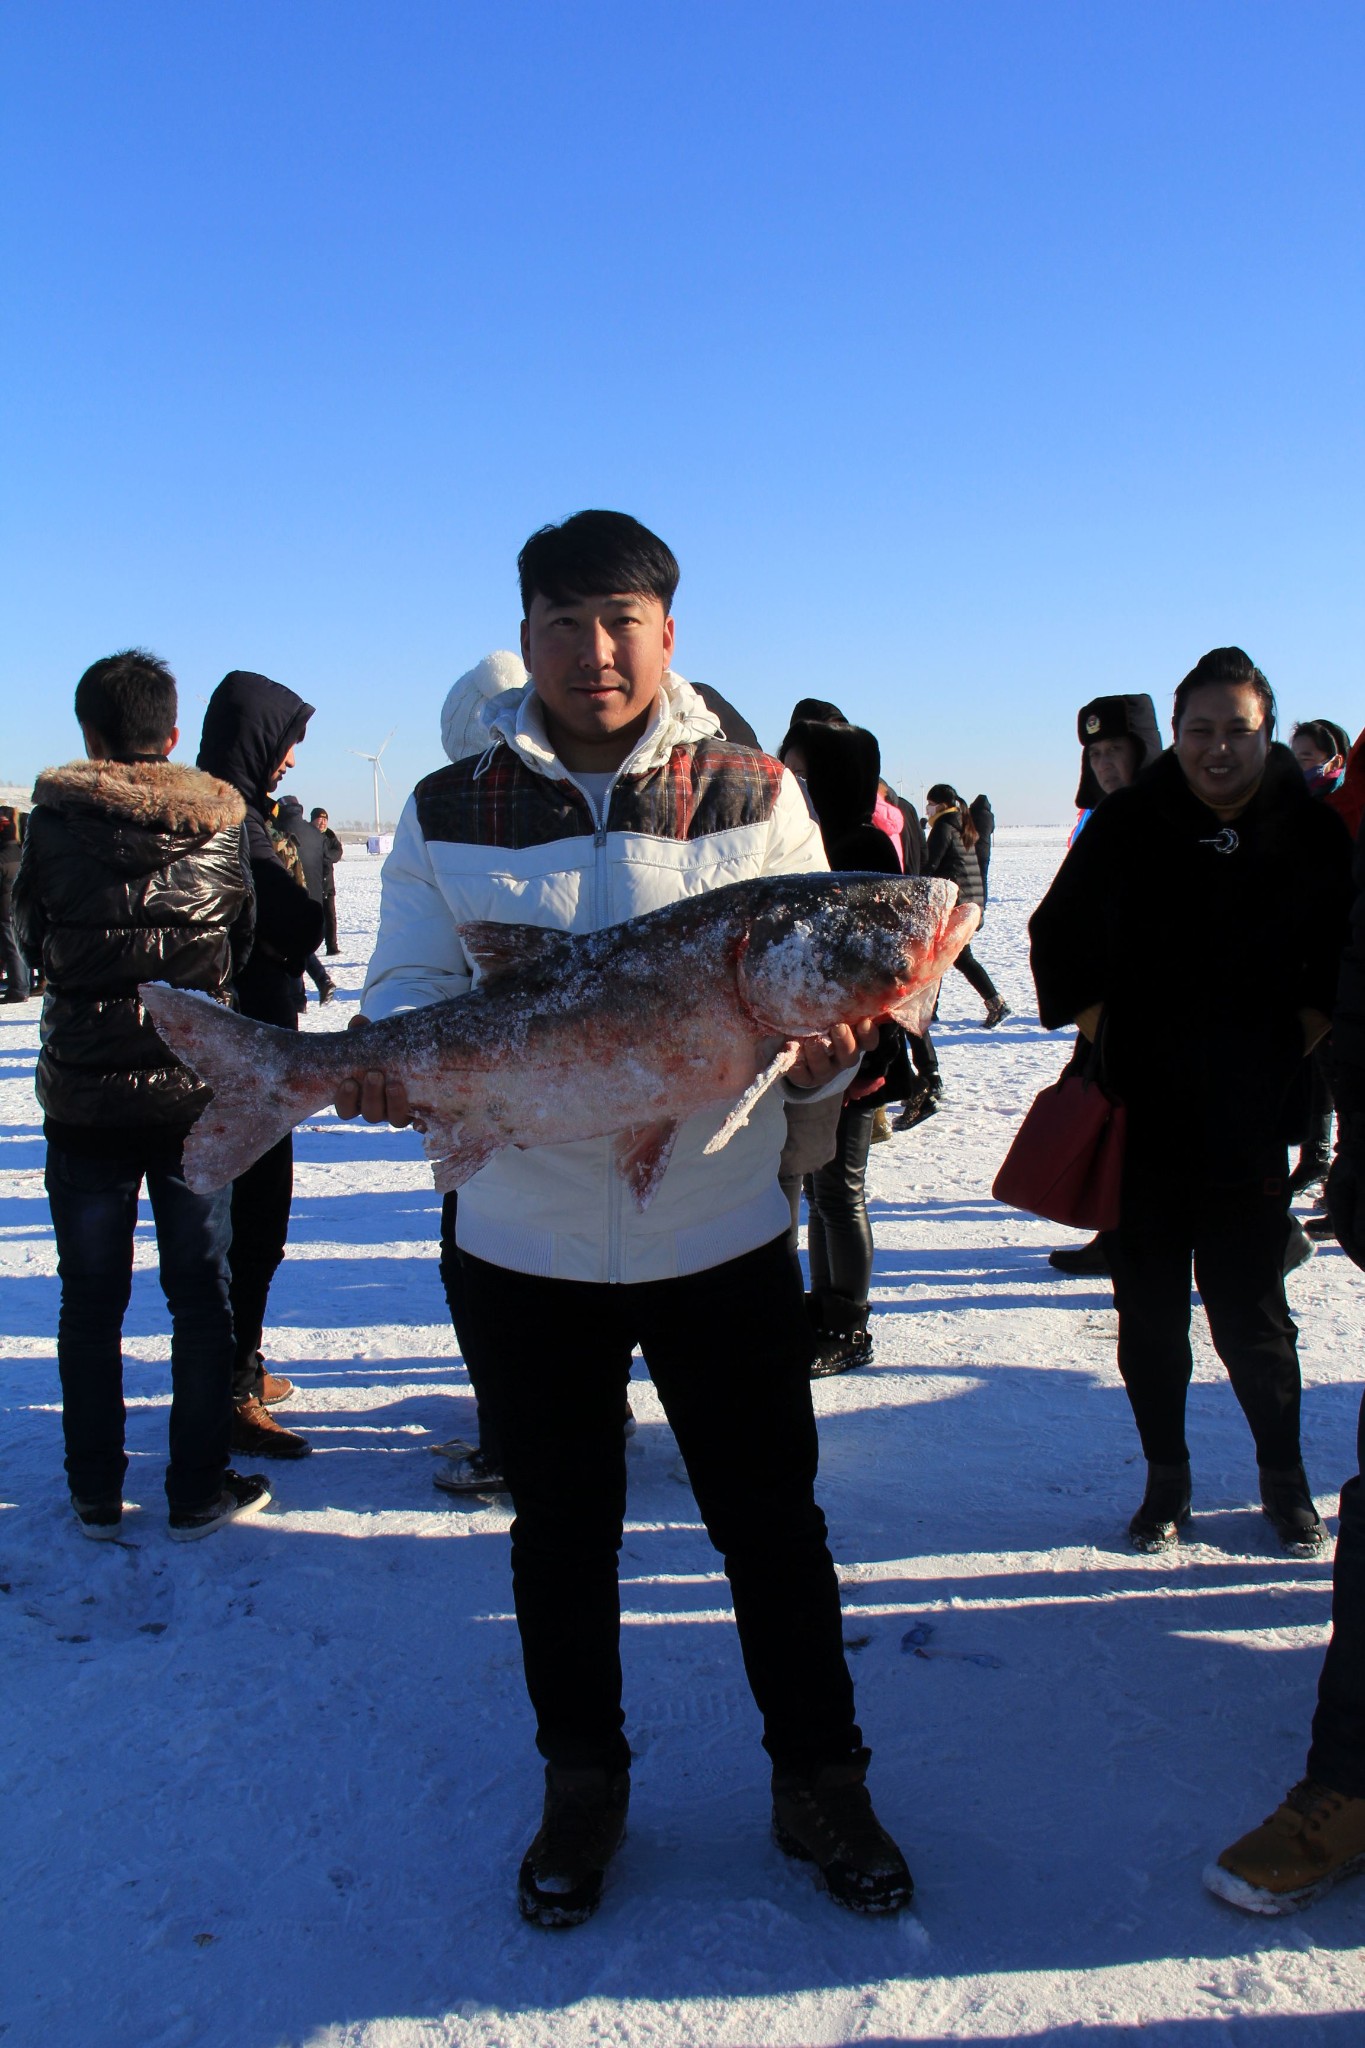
top-left (2, 0), bottom-right (1361, 822)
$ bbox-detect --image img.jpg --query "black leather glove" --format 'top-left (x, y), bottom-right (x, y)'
top-left (1326, 1111), bottom-right (1365, 1271)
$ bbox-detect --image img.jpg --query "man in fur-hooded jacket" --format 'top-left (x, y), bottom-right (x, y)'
top-left (343, 511), bottom-right (914, 1928)
top-left (13, 650), bottom-right (269, 1539)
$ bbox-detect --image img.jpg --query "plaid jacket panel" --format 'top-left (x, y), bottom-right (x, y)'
top-left (414, 740), bottom-right (784, 850)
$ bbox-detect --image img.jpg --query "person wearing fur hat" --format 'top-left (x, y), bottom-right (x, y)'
top-left (1071, 693), bottom-right (1163, 835)
top-left (1048, 693), bottom-right (1163, 1276)
top-left (13, 650), bottom-right (269, 1539)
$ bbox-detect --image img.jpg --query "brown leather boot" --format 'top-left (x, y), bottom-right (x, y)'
top-left (231, 1396), bottom-right (311, 1459)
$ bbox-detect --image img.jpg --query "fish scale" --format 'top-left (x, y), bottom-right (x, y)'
top-left (139, 871), bottom-right (978, 1206)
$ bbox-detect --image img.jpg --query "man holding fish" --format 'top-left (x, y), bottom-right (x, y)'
top-left (145, 511), bottom-right (977, 1925)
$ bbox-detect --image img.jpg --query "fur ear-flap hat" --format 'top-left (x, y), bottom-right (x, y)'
top-left (1075, 693), bottom-right (1163, 810)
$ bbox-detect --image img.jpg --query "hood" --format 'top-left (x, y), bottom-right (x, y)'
top-left (441, 650), bottom-right (529, 763)
top-left (31, 759), bottom-right (244, 836)
top-left (1075, 693), bottom-right (1163, 810)
top-left (30, 758), bottom-right (245, 879)
top-left (481, 671), bottom-right (723, 781)
top-left (276, 793), bottom-right (306, 824)
top-left (198, 671), bottom-right (315, 813)
top-left (798, 722), bottom-right (881, 850)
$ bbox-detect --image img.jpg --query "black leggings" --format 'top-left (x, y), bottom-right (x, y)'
top-left (1104, 1191), bottom-right (1301, 1469)
top-left (954, 946), bottom-right (1000, 1006)
top-left (804, 1101), bottom-right (877, 1306)
top-left (227, 1134), bottom-right (293, 1402)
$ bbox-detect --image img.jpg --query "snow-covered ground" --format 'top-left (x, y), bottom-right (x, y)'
top-left (3, 829), bottom-right (1363, 2047)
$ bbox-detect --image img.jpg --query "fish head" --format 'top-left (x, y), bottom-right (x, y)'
top-left (737, 874), bottom-right (981, 1038)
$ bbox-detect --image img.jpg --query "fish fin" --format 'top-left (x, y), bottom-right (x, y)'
top-left (456, 921), bottom-right (574, 985)
top-left (425, 1128), bottom-right (502, 1194)
top-left (139, 983), bottom-right (336, 1193)
top-left (613, 1119), bottom-right (681, 1211)
top-left (703, 1040), bottom-right (802, 1157)
top-left (888, 901), bottom-right (982, 1034)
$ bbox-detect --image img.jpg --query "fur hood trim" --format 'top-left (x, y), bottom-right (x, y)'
top-left (32, 759), bottom-right (246, 835)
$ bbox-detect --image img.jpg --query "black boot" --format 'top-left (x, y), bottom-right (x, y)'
top-left (1259, 1464), bottom-right (1329, 1554)
top-left (771, 1751), bottom-right (914, 1914)
top-left (517, 1764), bottom-right (630, 1928)
top-left (809, 1293), bottom-right (872, 1378)
top-left (1048, 1235), bottom-right (1110, 1276)
top-left (1129, 1460), bottom-right (1192, 1552)
top-left (1288, 1153), bottom-right (1331, 1196)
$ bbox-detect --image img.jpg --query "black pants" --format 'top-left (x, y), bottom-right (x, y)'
top-left (455, 1235), bottom-right (860, 1775)
top-left (228, 1135), bottom-right (293, 1402)
top-left (906, 1029), bottom-right (938, 1082)
top-left (1308, 1384), bottom-right (1365, 1796)
top-left (45, 1141), bottom-right (233, 1510)
top-left (1104, 1189), bottom-right (1301, 1469)
top-left (954, 945), bottom-right (999, 1006)
top-left (0, 908), bottom-right (25, 995)
top-left (323, 895), bottom-right (339, 955)
top-left (1300, 1046), bottom-right (1336, 1170)
top-left (805, 1100), bottom-right (877, 1305)
top-left (438, 1191), bottom-right (502, 1467)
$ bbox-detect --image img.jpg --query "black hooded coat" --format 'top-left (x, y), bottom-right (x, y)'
top-left (198, 672), bottom-right (323, 1027)
top-left (1030, 744), bottom-right (1353, 1215)
top-left (794, 721), bottom-right (912, 1103)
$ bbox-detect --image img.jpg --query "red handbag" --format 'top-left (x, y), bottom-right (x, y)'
top-left (992, 1061), bottom-right (1127, 1231)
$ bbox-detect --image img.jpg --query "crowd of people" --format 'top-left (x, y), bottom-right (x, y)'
top-left (5, 508), bottom-right (1365, 1931)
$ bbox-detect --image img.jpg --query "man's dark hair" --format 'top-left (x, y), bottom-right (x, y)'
top-left (74, 649), bottom-right (177, 756)
top-left (517, 510), bottom-right (679, 617)
top-left (1172, 647), bottom-right (1276, 737)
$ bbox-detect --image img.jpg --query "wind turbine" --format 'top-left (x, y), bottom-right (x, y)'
top-left (349, 728), bottom-right (396, 841)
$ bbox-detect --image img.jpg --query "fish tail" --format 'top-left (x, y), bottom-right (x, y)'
top-left (139, 983), bottom-right (337, 1192)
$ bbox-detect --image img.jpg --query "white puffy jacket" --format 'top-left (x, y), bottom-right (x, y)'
top-left (362, 676), bottom-right (831, 1283)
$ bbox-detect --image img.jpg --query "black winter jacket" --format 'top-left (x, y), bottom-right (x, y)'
top-left (197, 672), bottom-right (323, 1027)
top-left (1029, 745), bottom-right (1353, 1208)
top-left (0, 829), bottom-right (19, 922)
top-left (277, 795), bottom-right (330, 905)
top-left (926, 809), bottom-right (986, 915)
top-left (13, 759), bottom-right (253, 1146)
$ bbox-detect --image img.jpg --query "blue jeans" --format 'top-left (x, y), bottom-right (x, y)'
top-left (45, 1142), bottom-right (235, 1511)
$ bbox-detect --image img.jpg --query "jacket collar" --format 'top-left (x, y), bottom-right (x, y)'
top-left (479, 672), bottom-right (723, 782)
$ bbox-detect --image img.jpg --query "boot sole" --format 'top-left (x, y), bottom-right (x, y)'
top-left (516, 1851), bottom-right (614, 1928)
top-left (168, 1488), bottom-right (272, 1542)
top-left (1202, 1852), bottom-right (1365, 1916)
top-left (772, 1820), bottom-right (914, 1914)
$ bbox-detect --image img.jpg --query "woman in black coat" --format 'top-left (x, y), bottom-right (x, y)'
top-left (925, 784), bottom-right (1008, 1027)
top-left (779, 721), bottom-right (911, 1375)
top-left (1030, 648), bottom-right (1353, 1552)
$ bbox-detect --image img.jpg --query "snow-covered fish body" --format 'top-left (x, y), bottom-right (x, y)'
top-left (139, 871), bottom-right (978, 1202)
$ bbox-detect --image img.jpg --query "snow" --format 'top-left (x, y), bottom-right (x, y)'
top-left (3, 829), bottom-right (1363, 2046)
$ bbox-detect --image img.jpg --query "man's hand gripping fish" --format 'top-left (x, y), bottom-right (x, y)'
top-left (140, 872), bottom-right (979, 1206)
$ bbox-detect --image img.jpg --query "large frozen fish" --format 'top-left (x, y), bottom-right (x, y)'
top-left (140, 872), bottom-right (979, 1203)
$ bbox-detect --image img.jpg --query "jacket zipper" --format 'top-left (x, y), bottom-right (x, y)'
top-left (561, 770), bottom-right (622, 1281)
